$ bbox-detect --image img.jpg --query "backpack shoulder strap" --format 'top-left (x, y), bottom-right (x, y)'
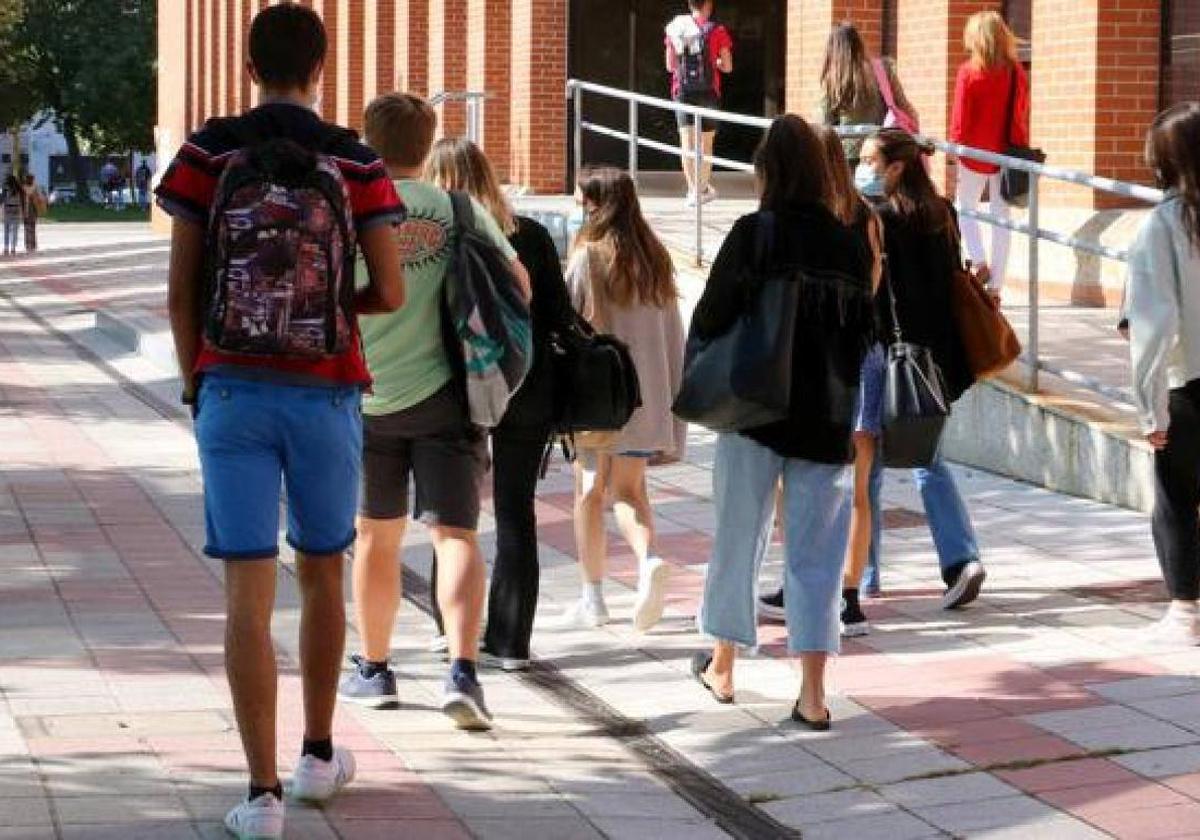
top-left (448, 190), bottom-right (475, 238)
top-left (871, 58), bottom-right (898, 113)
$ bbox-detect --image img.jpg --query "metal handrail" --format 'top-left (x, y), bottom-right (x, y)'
top-left (429, 90), bottom-right (487, 146)
top-left (566, 78), bottom-right (1165, 394)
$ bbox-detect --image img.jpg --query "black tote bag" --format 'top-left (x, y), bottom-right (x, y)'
top-left (999, 67), bottom-right (1046, 209)
top-left (672, 214), bottom-right (800, 433)
top-left (881, 260), bottom-right (951, 468)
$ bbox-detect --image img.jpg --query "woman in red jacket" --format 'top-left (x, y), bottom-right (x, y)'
top-left (949, 11), bottom-right (1029, 299)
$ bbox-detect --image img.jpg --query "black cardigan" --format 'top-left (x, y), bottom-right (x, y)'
top-left (496, 215), bottom-right (575, 433)
top-left (692, 203), bottom-right (875, 464)
top-left (875, 202), bottom-right (975, 404)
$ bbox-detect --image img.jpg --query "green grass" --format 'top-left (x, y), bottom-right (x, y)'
top-left (43, 204), bottom-right (151, 223)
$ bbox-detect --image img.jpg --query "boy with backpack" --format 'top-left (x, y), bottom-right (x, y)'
top-left (338, 93), bottom-right (531, 730)
top-left (155, 7), bottom-right (405, 839)
top-left (664, 0), bottom-right (733, 207)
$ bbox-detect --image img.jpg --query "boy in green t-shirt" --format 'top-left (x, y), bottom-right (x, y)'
top-left (339, 93), bottom-right (530, 731)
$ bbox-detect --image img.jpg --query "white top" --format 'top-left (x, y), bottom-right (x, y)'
top-left (665, 13), bottom-right (704, 56)
top-left (1126, 196), bottom-right (1200, 432)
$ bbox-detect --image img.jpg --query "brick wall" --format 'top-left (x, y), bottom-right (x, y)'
top-left (397, 0), bottom-right (429, 95)
top-left (786, 0), bottom-right (885, 118)
top-left (510, 0), bottom-right (567, 193)
top-left (467, 0), bottom-right (511, 179)
top-left (429, 0), bottom-right (469, 137)
top-left (375, 0), bottom-right (397, 96)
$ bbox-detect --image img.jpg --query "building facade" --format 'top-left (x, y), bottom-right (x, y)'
top-left (157, 0), bottom-right (1197, 207)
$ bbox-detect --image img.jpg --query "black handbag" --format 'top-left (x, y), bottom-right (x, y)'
top-left (999, 66), bottom-right (1046, 209)
top-left (672, 213), bottom-right (800, 432)
top-left (549, 309), bottom-right (642, 435)
top-left (881, 259), bottom-right (951, 468)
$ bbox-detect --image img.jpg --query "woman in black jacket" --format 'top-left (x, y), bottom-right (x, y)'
top-left (428, 139), bottom-right (575, 670)
top-left (856, 129), bottom-right (985, 609)
top-left (690, 115), bottom-right (875, 727)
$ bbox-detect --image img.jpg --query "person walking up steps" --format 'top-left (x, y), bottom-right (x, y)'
top-left (554, 167), bottom-right (686, 632)
top-left (426, 138), bottom-right (575, 672)
top-left (665, 0), bottom-right (733, 207)
top-left (950, 11), bottom-right (1029, 298)
top-left (156, 6), bottom-right (406, 838)
top-left (692, 115), bottom-right (875, 725)
top-left (1126, 102), bottom-right (1200, 647)
top-left (338, 94), bottom-right (532, 729)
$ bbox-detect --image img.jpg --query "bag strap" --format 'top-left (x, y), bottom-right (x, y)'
top-left (1004, 65), bottom-right (1018, 148)
top-left (883, 254), bottom-right (904, 344)
top-left (871, 58), bottom-right (899, 116)
top-left (448, 190), bottom-right (476, 240)
top-left (754, 210), bottom-right (775, 271)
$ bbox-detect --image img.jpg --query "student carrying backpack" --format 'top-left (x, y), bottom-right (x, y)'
top-left (155, 7), bottom-right (405, 840)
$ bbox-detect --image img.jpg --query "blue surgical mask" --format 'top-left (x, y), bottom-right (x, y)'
top-left (854, 163), bottom-right (886, 198)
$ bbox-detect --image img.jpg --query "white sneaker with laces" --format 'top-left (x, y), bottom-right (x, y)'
top-left (550, 597), bottom-right (610, 629)
top-left (224, 793), bottom-right (284, 840)
top-left (1146, 603), bottom-right (1200, 646)
top-left (632, 557), bottom-right (671, 631)
top-left (289, 746), bottom-right (356, 803)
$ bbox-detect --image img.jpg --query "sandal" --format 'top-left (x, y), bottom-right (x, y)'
top-left (690, 652), bottom-right (734, 704)
top-left (790, 700), bottom-right (832, 731)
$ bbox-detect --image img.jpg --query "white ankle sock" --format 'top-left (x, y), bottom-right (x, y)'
top-left (583, 581), bottom-right (605, 607)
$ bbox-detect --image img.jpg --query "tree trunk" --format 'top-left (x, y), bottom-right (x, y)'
top-left (61, 115), bottom-right (91, 204)
top-left (8, 127), bottom-right (20, 176)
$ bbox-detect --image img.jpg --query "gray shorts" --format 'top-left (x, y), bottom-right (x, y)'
top-left (360, 384), bottom-right (488, 529)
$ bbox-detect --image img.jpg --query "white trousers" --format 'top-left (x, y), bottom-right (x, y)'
top-left (955, 167), bottom-right (1012, 291)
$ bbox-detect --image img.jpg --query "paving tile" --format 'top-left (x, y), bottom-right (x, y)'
top-left (880, 771), bottom-right (1022, 807)
top-left (461, 817), bottom-right (605, 840)
top-left (1089, 675), bottom-right (1200, 703)
top-left (1115, 745), bottom-right (1200, 779)
top-left (1037, 779), bottom-right (1192, 816)
top-left (0, 795), bottom-right (52, 827)
top-left (910, 794), bottom-right (1064, 833)
top-left (966, 814), bottom-right (1112, 839)
top-left (52, 793), bottom-right (190, 824)
top-left (997, 757), bottom-right (1142, 793)
top-left (787, 811), bottom-right (941, 840)
top-left (587, 818), bottom-right (730, 840)
top-left (760, 788), bottom-right (895, 827)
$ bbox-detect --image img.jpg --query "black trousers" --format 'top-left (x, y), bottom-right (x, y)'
top-left (430, 427), bottom-right (548, 659)
top-left (1153, 381), bottom-right (1200, 601)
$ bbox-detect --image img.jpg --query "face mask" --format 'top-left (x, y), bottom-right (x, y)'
top-left (567, 206), bottom-right (587, 240)
top-left (854, 163), bottom-right (886, 197)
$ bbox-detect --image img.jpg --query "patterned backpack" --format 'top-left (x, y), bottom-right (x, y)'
top-left (204, 127), bottom-right (356, 358)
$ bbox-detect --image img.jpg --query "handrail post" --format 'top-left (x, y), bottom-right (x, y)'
top-left (466, 96), bottom-right (481, 145)
top-left (628, 99), bottom-right (638, 186)
top-left (1026, 172), bottom-right (1040, 392)
top-left (572, 84), bottom-right (582, 185)
top-left (693, 110), bottom-right (703, 268)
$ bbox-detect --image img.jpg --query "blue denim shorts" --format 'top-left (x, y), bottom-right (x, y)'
top-left (194, 374), bottom-right (363, 560)
top-left (854, 344), bottom-right (886, 436)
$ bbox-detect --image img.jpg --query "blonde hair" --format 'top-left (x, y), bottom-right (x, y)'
top-left (364, 92), bottom-right (437, 168)
top-left (426, 137), bottom-right (516, 236)
top-left (964, 11), bottom-right (1018, 70)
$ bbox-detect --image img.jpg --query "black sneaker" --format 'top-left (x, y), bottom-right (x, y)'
top-left (757, 588), bottom-right (785, 622)
top-left (337, 655), bottom-right (399, 709)
top-left (942, 560), bottom-right (987, 610)
top-left (441, 670), bottom-right (493, 731)
top-left (840, 594), bottom-right (870, 637)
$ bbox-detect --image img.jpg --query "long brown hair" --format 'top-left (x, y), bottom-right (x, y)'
top-left (818, 125), bottom-right (868, 225)
top-left (574, 167), bottom-right (677, 308)
top-left (820, 23), bottom-right (876, 116)
top-left (426, 137), bottom-right (516, 236)
top-left (1146, 102), bottom-right (1200, 253)
top-left (755, 114), bottom-right (831, 214)
top-left (872, 128), bottom-right (954, 239)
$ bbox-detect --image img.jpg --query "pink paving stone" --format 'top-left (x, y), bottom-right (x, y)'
top-left (1080, 803), bottom-right (1200, 840)
top-left (25, 737), bottom-right (149, 757)
top-left (1037, 779), bottom-right (1193, 816)
top-left (328, 819), bottom-right (472, 840)
top-left (914, 716), bottom-right (1049, 749)
top-left (858, 696), bottom-right (1009, 727)
top-left (325, 789), bottom-right (457, 820)
top-left (949, 734), bottom-right (1087, 767)
top-left (986, 690), bottom-right (1106, 716)
top-left (998, 757), bottom-right (1145, 793)
top-left (1163, 773), bottom-right (1200, 801)
top-left (1044, 658), bottom-right (1170, 685)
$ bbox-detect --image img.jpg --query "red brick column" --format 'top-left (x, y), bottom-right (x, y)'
top-left (397, 0), bottom-right (429, 94)
top-left (333, 0), bottom-right (365, 130)
top-left (428, 0), bottom-right (468, 137)
top-left (206, 0), bottom-right (218, 119)
top-left (188, 0), bottom-right (201, 131)
top-left (895, 0), bottom-right (999, 190)
top-left (155, 0), bottom-right (190, 232)
top-left (374, 0), bottom-right (398, 97)
top-left (786, 0), bottom-right (885, 117)
top-left (467, 0), bottom-right (511, 180)
top-left (312, 0), bottom-right (339, 122)
top-left (510, 0), bottom-right (567, 193)
top-left (1033, 0), bottom-right (1161, 208)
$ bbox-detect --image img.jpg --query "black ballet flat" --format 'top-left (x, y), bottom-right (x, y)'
top-left (790, 700), bottom-right (832, 730)
top-left (690, 652), bottom-right (734, 704)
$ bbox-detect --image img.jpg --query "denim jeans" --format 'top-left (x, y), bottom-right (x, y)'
top-left (862, 445), bottom-right (980, 591)
top-left (700, 432), bottom-right (851, 654)
top-left (2, 219), bottom-right (18, 252)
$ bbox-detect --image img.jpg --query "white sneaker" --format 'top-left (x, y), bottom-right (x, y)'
top-left (289, 746), bottom-right (356, 803)
top-left (429, 634), bottom-right (449, 654)
top-left (684, 191), bottom-right (698, 208)
top-left (1146, 604), bottom-right (1200, 646)
top-left (550, 597), bottom-right (610, 629)
top-left (632, 557), bottom-right (671, 632)
top-left (699, 184), bottom-right (718, 205)
top-left (224, 793), bottom-right (284, 840)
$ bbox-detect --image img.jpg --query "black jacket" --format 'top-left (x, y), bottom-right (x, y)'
top-left (497, 215), bottom-right (574, 434)
top-left (875, 201), bottom-right (975, 403)
top-left (692, 202), bottom-right (875, 463)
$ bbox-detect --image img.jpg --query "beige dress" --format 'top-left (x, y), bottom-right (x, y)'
top-left (566, 245), bottom-right (686, 460)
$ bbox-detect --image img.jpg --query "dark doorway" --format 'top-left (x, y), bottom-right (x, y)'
top-left (569, 0), bottom-right (785, 174)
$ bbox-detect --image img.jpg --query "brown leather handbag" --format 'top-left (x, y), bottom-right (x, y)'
top-left (950, 261), bottom-right (1021, 378)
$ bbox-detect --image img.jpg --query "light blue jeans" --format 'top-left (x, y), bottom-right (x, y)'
top-left (862, 445), bottom-right (980, 592)
top-left (700, 432), bottom-right (851, 654)
top-left (2, 218), bottom-right (18, 252)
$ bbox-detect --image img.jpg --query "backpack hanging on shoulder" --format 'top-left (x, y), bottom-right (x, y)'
top-left (204, 123), bottom-right (357, 359)
top-left (677, 20), bottom-right (717, 98)
top-left (443, 191), bottom-right (534, 428)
